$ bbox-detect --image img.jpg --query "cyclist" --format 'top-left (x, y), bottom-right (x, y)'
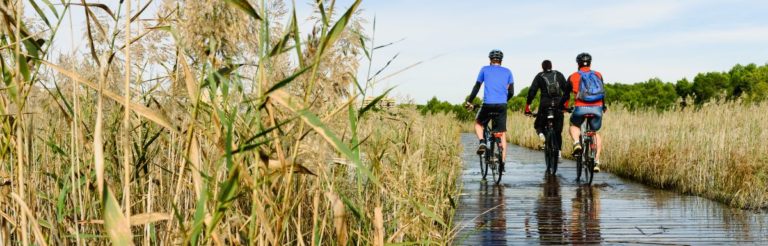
top-left (524, 60), bottom-right (569, 162)
top-left (566, 52), bottom-right (606, 172)
top-left (464, 49), bottom-right (515, 172)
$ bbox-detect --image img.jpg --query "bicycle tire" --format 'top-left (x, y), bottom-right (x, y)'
top-left (479, 154), bottom-right (488, 180)
top-left (493, 141), bottom-right (503, 185)
top-left (584, 139), bottom-right (595, 185)
top-left (576, 136), bottom-right (583, 182)
top-left (488, 139), bottom-right (499, 185)
top-left (545, 129), bottom-right (558, 175)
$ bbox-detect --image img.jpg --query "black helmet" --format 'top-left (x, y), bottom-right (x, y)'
top-left (576, 52), bottom-right (592, 66)
top-left (489, 49), bottom-right (504, 60)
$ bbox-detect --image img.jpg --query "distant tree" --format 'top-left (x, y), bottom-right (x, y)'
top-left (692, 72), bottom-right (730, 104)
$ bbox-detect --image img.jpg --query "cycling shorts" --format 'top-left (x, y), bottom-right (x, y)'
top-left (570, 106), bottom-right (603, 131)
top-left (476, 104), bottom-right (507, 132)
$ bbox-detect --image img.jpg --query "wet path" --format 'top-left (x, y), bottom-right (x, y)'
top-left (454, 133), bottom-right (768, 245)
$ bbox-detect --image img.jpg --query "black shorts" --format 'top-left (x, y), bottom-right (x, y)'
top-left (475, 104), bottom-right (507, 132)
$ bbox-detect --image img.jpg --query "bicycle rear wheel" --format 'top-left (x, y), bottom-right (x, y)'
top-left (488, 140), bottom-right (499, 185)
top-left (576, 158), bottom-right (583, 182)
top-left (479, 153), bottom-right (488, 180)
top-left (493, 141), bottom-right (503, 185)
top-left (576, 137), bottom-right (583, 182)
top-left (584, 141), bottom-right (595, 185)
top-left (587, 163), bottom-right (594, 184)
top-left (545, 129), bottom-right (558, 175)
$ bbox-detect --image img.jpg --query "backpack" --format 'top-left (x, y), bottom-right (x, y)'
top-left (576, 70), bottom-right (605, 102)
top-left (541, 71), bottom-right (562, 98)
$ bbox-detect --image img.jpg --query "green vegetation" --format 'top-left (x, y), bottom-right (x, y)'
top-left (422, 63), bottom-right (768, 120)
top-left (417, 97), bottom-right (480, 121)
top-left (514, 63), bottom-right (768, 112)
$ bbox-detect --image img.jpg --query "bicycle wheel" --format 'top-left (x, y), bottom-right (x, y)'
top-left (576, 158), bottom-right (583, 182)
top-left (488, 140), bottom-right (499, 185)
top-left (479, 153), bottom-right (488, 180)
top-left (584, 140), bottom-right (595, 185)
top-left (576, 137), bottom-right (583, 182)
top-left (545, 129), bottom-right (558, 175)
top-left (493, 141), bottom-right (503, 185)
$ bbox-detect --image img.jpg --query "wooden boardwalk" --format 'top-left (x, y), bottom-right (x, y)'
top-left (454, 134), bottom-right (768, 245)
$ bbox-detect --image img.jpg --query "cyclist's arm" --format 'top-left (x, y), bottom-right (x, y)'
top-left (526, 74), bottom-right (541, 105)
top-left (557, 72), bottom-right (570, 108)
top-left (507, 83), bottom-right (514, 101)
top-left (598, 73), bottom-right (607, 110)
top-left (563, 73), bottom-right (574, 108)
top-left (467, 81), bottom-right (482, 103)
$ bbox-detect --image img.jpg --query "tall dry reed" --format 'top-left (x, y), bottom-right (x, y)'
top-left (0, 0), bottom-right (464, 244)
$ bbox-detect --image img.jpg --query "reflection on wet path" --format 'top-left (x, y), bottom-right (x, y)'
top-left (475, 184), bottom-right (506, 244)
top-left (454, 133), bottom-right (768, 245)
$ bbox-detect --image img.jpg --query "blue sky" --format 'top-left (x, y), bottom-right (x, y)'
top-left (36, 0), bottom-right (768, 104)
top-left (344, 0), bottom-right (768, 103)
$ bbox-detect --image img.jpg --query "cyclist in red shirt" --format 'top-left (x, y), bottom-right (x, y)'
top-left (566, 53), bottom-right (607, 172)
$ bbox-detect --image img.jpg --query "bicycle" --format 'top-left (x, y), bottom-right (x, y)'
top-left (574, 114), bottom-right (598, 185)
top-left (528, 101), bottom-right (561, 175)
top-left (480, 116), bottom-right (504, 185)
top-left (468, 103), bottom-right (504, 185)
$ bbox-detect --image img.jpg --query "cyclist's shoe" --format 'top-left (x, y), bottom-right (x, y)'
top-left (572, 143), bottom-right (583, 157)
top-left (538, 133), bottom-right (545, 141)
top-left (476, 140), bottom-right (487, 155)
top-left (593, 161), bottom-right (601, 173)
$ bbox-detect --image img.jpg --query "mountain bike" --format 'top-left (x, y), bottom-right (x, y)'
top-left (575, 114), bottom-right (598, 185)
top-left (530, 102), bottom-right (561, 175)
top-left (479, 117), bottom-right (504, 185)
top-left (466, 103), bottom-right (504, 185)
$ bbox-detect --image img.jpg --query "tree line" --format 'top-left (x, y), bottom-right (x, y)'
top-left (419, 63), bottom-right (768, 120)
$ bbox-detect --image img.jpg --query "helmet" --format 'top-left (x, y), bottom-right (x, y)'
top-left (576, 52), bottom-right (592, 66)
top-left (488, 49), bottom-right (504, 60)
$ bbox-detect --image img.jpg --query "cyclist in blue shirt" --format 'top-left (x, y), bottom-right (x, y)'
top-left (464, 49), bottom-right (515, 172)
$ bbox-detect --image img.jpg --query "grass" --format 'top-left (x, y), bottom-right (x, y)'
top-left (505, 102), bottom-right (768, 209)
top-left (0, 0), bottom-right (464, 244)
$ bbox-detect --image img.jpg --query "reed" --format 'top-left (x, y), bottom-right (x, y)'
top-left (0, 0), bottom-right (463, 244)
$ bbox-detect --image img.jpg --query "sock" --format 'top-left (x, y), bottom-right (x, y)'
top-left (479, 139), bottom-right (486, 144)
top-left (574, 141), bottom-right (580, 145)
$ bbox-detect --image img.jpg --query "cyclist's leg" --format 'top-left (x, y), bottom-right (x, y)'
top-left (501, 132), bottom-right (507, 162)
top-left (474, 105), bottom-right (488, 141)
top-left (569, 107), bottom-right (586, 153)
top-left (494, 106), bottom-right (508, 163)
top-left (474, 121), bottom-right (484, 140)
top-left (533, 112), bottom-right (545, 135)
top-left (589, 110), bottom-right (604, 163)
top-left (474, 106), bottom-right (492, 154)
top-left (595, 133), bottom-right (602, 161)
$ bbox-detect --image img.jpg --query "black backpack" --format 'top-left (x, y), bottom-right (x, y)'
top-left (541, 71), bottom-right (562, 98)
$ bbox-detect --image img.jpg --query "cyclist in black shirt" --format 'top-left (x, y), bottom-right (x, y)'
top-left (524, 60), bottom-right (569, 161)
